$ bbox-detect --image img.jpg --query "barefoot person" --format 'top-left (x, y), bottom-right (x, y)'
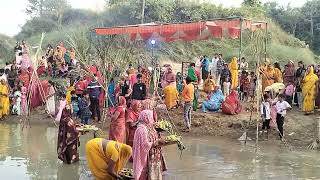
top-left (86, 138), bottom-right (132, 180)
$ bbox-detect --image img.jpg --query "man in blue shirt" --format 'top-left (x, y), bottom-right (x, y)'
top-left (87, 74), bottom-right (102, 123)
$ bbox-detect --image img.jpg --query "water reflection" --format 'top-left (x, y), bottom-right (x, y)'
top-left (0, 123), bottom-right (320, 180)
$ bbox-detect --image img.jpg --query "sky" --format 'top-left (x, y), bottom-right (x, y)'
top-left (0, 0), bottom-right (307, 37)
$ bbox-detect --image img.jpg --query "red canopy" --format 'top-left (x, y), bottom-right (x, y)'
top-left (95, 18), bottom-right (267, 42)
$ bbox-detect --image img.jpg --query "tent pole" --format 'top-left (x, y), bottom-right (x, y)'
top-left (239, 17), bottom-right (243, 61)
top-left (265, 22), bottom-right (268, 61)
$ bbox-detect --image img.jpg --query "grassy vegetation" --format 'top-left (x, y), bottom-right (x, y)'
top-left (0, 34), bottom-right (15, 65)
top-left (12, 18), bottom-right (319, 68)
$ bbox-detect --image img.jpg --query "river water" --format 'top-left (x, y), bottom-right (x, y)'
top-left (0, 123), bottom-right (320, 180)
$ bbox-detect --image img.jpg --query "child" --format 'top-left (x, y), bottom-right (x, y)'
top-left (181, 77), bottom-right (194, 132)
top-left (79, 91), bottom-right (92, 125)
top-left (274, 94), bottom-right (291, 140)
top-left (249, 72), bottom-right (256, 101)
top-left (12, 86), bottom-right (22, 115)
top-left (71, 90), bottom-right (80, 118)
top-left (240, 71), bottom-right (250, 101)
top-left (284, 81), bottom-right (295, 105)
top-left (260, 94), bottom-right (271, 140)
top-left (222, 77), bottom-right (231, 97)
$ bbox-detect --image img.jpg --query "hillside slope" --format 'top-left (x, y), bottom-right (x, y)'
top-left (24, 19), bottom-right (317, 68)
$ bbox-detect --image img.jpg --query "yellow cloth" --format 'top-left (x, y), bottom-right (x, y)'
top-left (86, 138), bottom-right (132, 180)
top-left (229, 57), bottom-right (239, 90)
top-left (66, 86), bottom-right (75, 105)
top-left (274, 68), bottom-right (283, 83)
top-left (163, 84), bottom-right (179, 109)
top-left (302, 67), bottom-right (319, 113)
top-left (203, 78), bottom-right (216, 93)
top-left (261, 66), bottom-right (275, 91)
top-left (0, 84), bottom-right (10, 118)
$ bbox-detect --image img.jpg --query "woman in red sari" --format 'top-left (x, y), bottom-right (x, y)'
top-left (57, 105), bottom-right (79, 164)
top-left (222, 90), bottom-right (242, 115)
top-left (109, 96), bottom-right (126, 143)
top-left (126, 100), bottom-right (142, 147)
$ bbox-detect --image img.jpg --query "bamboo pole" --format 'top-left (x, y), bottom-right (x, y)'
top-left (239, 17), bottom-right (243, 61)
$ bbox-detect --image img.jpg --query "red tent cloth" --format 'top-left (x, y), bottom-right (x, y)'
top-left (140, 32), bottom-right (153, 41)
top-left (95, 18), bottom-right (266, 40)
top-left (228, 27), bottom-right (241, 39)
top-left (207, 26), bottom-right (223, 38)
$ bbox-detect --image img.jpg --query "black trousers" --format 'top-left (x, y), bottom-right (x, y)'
top-left (276, 113), bottom-right (284, 138)
top-left (262, 119), bottom-right (271, 130)
top-left (90, 97), bottom-right (101, 121)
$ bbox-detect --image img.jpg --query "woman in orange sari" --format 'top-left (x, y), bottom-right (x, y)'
top-left (126, 100), bottom-right (141, 147)
top-left (273, 62), bottom-right (283, 83)
top-left (229, 57), bottom-right (239, 90)
top-left (109, 96), bottom-right (126, 143)
top-left (261, 63), bottom-right (275, 91)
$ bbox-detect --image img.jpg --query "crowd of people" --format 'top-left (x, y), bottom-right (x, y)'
top-left (1, 39), bottom-right (320, 179)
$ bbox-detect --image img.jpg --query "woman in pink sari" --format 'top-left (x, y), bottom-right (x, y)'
top-left (109, 96), bottom-right (126, 143)
top-left (126, 100), bottom-right (141, 147)
top-left (142, 99), bottom-right (157, 122)
top-left (20, 82), bottom-right (28, 116)
top-left (133, 110), bottom-right (169, 180)
top-left (21, 42), bottom-right (31, 69)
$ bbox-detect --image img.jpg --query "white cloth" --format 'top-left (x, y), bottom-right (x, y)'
top-left (0, 74), bottom-right (7, 82)
top-left (223, 82), bottom-right (231, 97)
top-left (240, 62), bottom-right (249, 71)
top-left (211, 57), bottom-right (218, 76)
top-left (260, 102), bottom-right (271, 120)
top-left (275, 101), bottom-right (291, 116)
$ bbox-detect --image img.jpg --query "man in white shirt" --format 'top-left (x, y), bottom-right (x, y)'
top-left (274, 94), bottom-right (291, 140)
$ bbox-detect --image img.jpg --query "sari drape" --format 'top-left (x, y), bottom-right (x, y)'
top-left (57, 109), bottom-right (79, 164)
top-left (0, 84), bottom-right (10, 118)
top-left (302, 67), bottom-right (319, 113)
top-left (163, 84), bottom-right (179, 109)
top-left (86, 138), bottom-right (132, 180)
top-left (222, 90), bottom-right (242, 115)
top-left (229, 57), bottom-right (239, 90)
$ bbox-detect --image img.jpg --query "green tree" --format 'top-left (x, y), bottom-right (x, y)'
top-left (242, 0), bottom-right (261, 7)
top-left (26, 0), bottom-right (45, 17)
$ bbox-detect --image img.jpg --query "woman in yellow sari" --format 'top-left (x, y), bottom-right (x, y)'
top-left (86, 138), bottom-right (132, 180)
top-left (302, 66), bottom-right (319, 114)
top-left (163, 82), bottom-right (179, 110)
top-left (0, 79), bottom-right (10, 120)
top-left (229, 57), bottom-right (239, 90)
top-left (273, 62), bottom-right (283, 83)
